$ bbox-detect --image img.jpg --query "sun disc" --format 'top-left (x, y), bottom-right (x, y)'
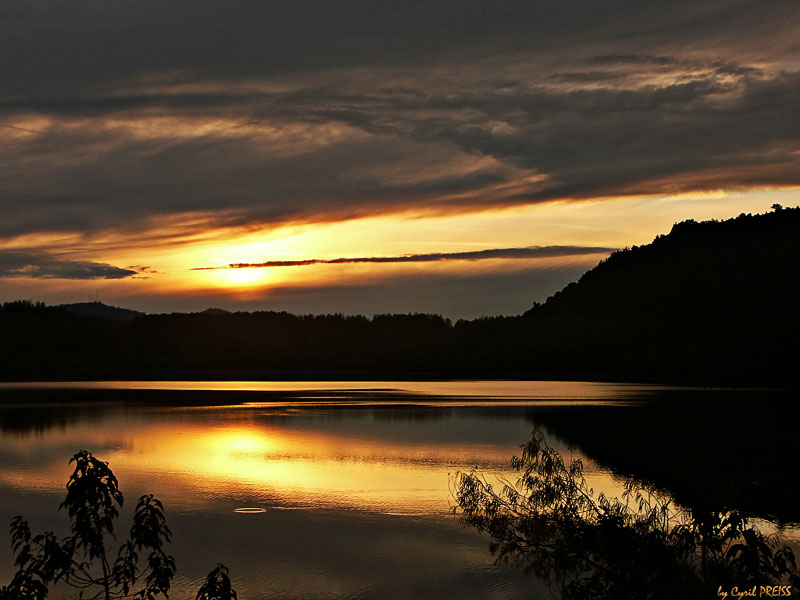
top-left (217, 267), bottom-right (269, 288)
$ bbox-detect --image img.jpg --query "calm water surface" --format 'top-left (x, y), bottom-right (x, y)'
top-left (0, 379), bottom-right (683, 398)
top-left (0, 381), bottom-right (795, 599)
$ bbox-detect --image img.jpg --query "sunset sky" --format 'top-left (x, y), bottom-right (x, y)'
top-left (2, 0), bottom-right (799, 318)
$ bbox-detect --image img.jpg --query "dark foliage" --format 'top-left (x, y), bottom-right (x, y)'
top-left (195, 565), bottom-right (237, 600)
top-left (452, 431), bottom-right (799, 600)
top-left (0, 452), bottom-right (235, 600)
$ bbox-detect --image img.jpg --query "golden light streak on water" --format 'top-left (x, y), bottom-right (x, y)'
top-left (0, 404), bottom-right (629, 519)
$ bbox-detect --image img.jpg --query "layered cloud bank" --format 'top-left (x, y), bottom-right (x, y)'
top-left (0, 251), bottom-right (137, 280)
top-left (1, 0), bottom-right (798, 314)
top-left (3, 0), bottom-right (799, 239)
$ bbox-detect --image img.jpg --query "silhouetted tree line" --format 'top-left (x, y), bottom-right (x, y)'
top-left (2, 207), bottom-right (798, 383)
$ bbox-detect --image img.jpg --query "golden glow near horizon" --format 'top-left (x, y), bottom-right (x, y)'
top-left (211, 264), bottom-right (272, 289)
top-left (3, 0), bottom-right (800, 319)
top-left (0, 412), bottom-right (625, 517)
top-left (1, 187), bottom-right (798, 312)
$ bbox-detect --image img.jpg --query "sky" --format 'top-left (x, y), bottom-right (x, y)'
top-left (1, 0), bottom-right (799, 318)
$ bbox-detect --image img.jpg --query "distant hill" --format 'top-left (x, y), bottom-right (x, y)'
top-left (59, 302), bottom-right (143, 322)
top-left (1, 207), bottom-right (798, 383)
top-left (200, 307), bottom-right (231, 316)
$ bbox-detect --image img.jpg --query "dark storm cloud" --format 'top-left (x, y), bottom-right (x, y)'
top-left (0, 251), bottom-right (137, 279)
top-left (192, 245), bottom-right (615, 270)
top-left (2, 0), bottom-right (800, 239)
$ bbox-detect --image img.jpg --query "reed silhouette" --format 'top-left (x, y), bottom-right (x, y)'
top-left (452, 431), bottom-right (799, 600)
top-left (0, 451), bottom-right (237, 600)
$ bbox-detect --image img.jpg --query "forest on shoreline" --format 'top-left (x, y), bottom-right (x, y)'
top-left (2, 207), bottom-right (798, 385)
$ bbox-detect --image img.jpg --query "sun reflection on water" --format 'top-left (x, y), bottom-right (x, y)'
top-left (0, 397), bottom-right (694, 599)
top-left (0, 412), bottom-right (626, 523)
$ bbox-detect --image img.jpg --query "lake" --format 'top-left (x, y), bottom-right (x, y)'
top-left (0, 381), bottom-right (796, 598)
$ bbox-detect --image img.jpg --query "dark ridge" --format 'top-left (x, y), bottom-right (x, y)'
top-left (525, 205), bottom-right (799, 320)
top-left (200, 307), bottom-right (231, 315)
top-left (492, 205), bottom-right (800, 382)
top-left (59, 301), bottom-right (144, 322)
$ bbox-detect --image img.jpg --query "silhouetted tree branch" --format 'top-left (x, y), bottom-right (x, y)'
top-left (195, 565), bottom-right (237, 600)
top-left (0, 451), bottom-right (236, 600)
top-left (452, 431), bottom-right (799, 600)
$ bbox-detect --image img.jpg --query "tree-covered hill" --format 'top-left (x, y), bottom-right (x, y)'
top-left (526, 205), bottom-right (798, 320)
top-left (503, 205), bottom-right (800, 380)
